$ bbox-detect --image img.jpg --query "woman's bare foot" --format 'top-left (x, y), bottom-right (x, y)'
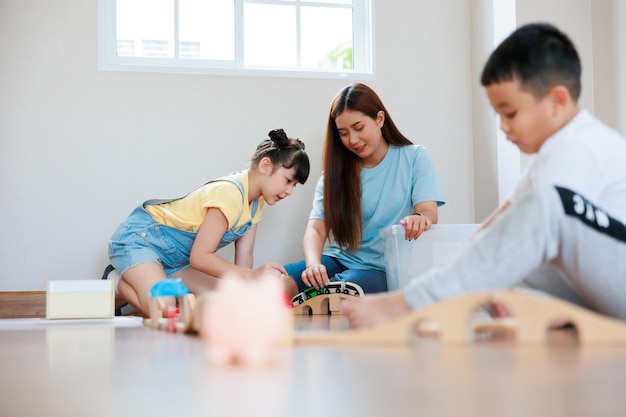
top-left (342, 291), bottom-right (411, 329)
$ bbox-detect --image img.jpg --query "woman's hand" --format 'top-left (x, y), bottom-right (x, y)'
top-left (399, 212), bottom-right (432, 240)
top-left (301, 263), bottom-right (330, 289)
top-left (400, 201), bottom-right (438, 240)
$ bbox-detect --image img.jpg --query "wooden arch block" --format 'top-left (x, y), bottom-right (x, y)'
top-left (494, 291), bottom-right (626, 345)
top-left (292, 293), bottom-right (356, 315)
top-left (295, 290), bottom-right (626, 346)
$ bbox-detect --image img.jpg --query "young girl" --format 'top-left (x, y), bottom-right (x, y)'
top-left (109, 129), bottom-right (310, 315)
top-left (284, 83), bottom-right (445, 298)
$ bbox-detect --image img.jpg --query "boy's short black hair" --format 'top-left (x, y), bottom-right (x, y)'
top-left (481, 23), bottom-right (581, 101)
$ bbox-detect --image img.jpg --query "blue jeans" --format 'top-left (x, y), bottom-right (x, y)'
top-left (284, 255), bottom-right (388, 294)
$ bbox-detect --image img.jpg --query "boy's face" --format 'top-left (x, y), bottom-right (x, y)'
top-left (485, 78), bottom-right (557, 154)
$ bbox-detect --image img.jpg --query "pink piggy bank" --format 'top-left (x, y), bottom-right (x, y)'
top-left (200, 273), bottom-right (293, 366)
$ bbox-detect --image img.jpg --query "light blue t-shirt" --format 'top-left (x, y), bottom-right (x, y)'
top-left (310, 144), bottom-right (445, 271)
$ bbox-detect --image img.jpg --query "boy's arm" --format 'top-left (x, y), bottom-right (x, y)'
top-left (478, 200), bottom-right (511, 232)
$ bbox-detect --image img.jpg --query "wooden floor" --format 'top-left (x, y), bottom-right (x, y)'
top-left (0, 291), bottom-right (129, 318)
top-left (1, 314), bottom-right (625, 417)
top-left (0, 291), bottom-right (46, 318)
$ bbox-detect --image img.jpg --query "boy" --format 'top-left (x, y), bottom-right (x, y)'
top-left (342, 23), bottom-right (626, 328)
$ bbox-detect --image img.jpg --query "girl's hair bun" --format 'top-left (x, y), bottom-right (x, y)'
top-left (251, 128), bottom-right (310, 184)
top-left (268, 129), bottom-right (289, 147)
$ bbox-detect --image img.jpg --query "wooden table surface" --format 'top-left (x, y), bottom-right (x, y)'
top-left (1, 315), bottom-right (625, 417)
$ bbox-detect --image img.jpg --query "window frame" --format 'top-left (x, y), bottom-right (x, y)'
top-left (98, 0), bottom-right (375, 79)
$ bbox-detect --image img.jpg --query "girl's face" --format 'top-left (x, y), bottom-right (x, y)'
top-left (262, 165), bottom-right (299, 206)
top-left (335, 109), bottom-right (388, 168)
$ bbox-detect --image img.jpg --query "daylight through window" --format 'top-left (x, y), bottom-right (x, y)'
top-left (99, 0), bottom-right (374, 79)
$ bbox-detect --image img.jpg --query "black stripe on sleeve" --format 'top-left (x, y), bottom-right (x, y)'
top-left (556, 186), bottom-right (626, 243)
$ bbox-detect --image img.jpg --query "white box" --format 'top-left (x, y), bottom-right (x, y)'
top-left (46, 280), bottom-right (115, 319)
top-left (381, 224), bottom-right (480, 291)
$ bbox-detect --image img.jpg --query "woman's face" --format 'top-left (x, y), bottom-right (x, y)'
top-left (335, 109), bottom-right (388, 168)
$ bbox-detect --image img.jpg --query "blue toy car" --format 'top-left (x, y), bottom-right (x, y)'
top-left (150, 278), bottom-right (190, 298)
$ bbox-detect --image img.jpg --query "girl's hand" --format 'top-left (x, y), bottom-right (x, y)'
top-left (399, 212), bottom-right (432, 240)
top-left (254, 263), bottom-right (287, 278)
top-left (301, 264), bottom-right (329, 289)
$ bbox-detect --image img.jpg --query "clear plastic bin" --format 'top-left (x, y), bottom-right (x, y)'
top-left (381, 224), bottom-right (480, 291)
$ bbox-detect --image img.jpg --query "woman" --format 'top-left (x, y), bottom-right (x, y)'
top-left (285, 83), bottom-right (445, 298)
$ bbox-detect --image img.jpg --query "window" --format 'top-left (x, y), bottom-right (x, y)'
top-left (491, 0), bottom-right (520, 205)
top-left (98, 0), bottom-right (374, 79)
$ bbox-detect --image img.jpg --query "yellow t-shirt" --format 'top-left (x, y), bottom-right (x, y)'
top-left (144, 171), bottom-right (264, 233)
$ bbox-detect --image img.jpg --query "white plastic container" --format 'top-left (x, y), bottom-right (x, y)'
top-left (381, 224), bottom-right (480, 291)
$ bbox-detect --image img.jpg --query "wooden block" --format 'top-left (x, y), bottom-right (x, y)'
top-left (494, 291), bottom-right (626, 345)
top-left (292, 293), bottom-right (357, 315)
top-left (295, 290), bottom-right (626, 346)
top-left (46, 280), bottom-right (115, 319)
top-left (145, 294), bottom-right (196, 333)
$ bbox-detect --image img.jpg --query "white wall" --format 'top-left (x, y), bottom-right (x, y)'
top-left (516, 0), bottom-right (595, 112)
top-left (0, 0), bottom-right (623, 291)
top-left (591, 0), bottom-right (626, 134)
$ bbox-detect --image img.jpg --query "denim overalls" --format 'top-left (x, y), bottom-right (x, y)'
top-left (108, 176), bottom-right (259, 276)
